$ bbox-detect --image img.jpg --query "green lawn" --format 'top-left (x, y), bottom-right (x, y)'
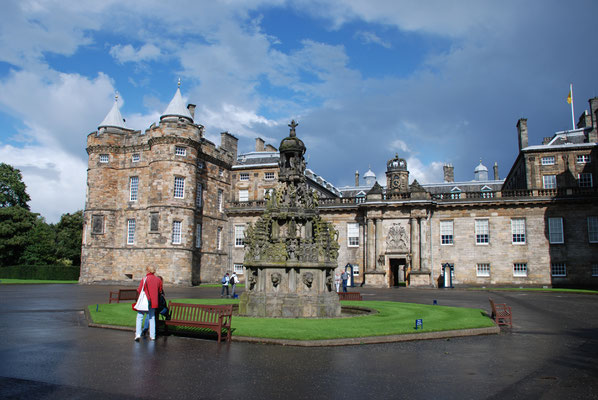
top-left (88, 298), bottom-right (495, 340)
top-left (469, 287), bottom-right (598, 295)
top-left (0, 279), bottom-right (79, 284)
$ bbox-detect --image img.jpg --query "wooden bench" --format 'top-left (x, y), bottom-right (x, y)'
top-left (164, 302), bottom-right (233, 342)
top-left (489, 298), bottom-right (512, 327)
top-left (338, 292), bottom-right (363, 301)
top-left (109, 289), bottom-right (138, 304)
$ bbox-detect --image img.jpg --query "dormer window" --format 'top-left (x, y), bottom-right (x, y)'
top-left (175, 146), bottom-right (186, 156)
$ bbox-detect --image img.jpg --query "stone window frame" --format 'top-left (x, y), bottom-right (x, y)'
top-left (551, 263), bottom-right (566, 277)
top-left (476, 263), bottom-right (490, 277)
top-left (475, 219), bottom-right (489, 245)
top-left (218, 189), bottom-right (224, 212)
top-left (217, 227), bottom-right (223, 250)
top-left (172, 220), bottom-right (182, 245)
top-left (548, 217), bottom-right (564, 244)
top-left (542, 175), bottom-right (557, 189)
top-left (541, 156), bottom-right (555, 165)
top-left (511, 218), bottom-right (526, 244)
top-left (239, 189), bottom-right (249, 202)
top-left (440, 220), bottom-right (454, 245)
top-left (234, 263), bottom-right (244, 275)
top-left (239, 172), bottom-right (249, 181)
top-left (129, 176), bottom-right (139, 202)
top-left (127, 219), bottom-right (136, 245)
top-left (99, 154), bottom-right (109, 163)
top-left (196, 182), bottom-right (203, 208)
top-left (265, 172), bottom-right (275, 180)
top-left (234, 225), bottom-right (245, 247)
top-left (578, 173), bottom-right (593, 188)
top-left (174, 176), bottom-right (185, 199)
top-left (132, 153), bottom-right (140, 163)
top-left (588, 216), bottom-right (598, 243)
top-left (196, 223), bottom-right (202, 248)
top-left (175, 146), bottom-right (186, 156)
top-left (576, 154), bottom-right (590, 164)
top-left (513, 263), bottom-right (528, 277)
top-left (149, 212), bottom-right (159, 233)
top-left (347, 222), bottom-right (359, 247)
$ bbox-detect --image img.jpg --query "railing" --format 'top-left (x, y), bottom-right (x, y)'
top-left (227, 187), bottom-right (598, 211)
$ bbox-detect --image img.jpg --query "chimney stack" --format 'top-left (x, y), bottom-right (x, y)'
top-left (443, 164), bottom-right (454, 183)
top-left (355, 170), bottom-right (360, 186)
top-left (517, 118), bottom-right (528, 150)
top-left (493, 162), bottom-right (499, 180)
top-left (255, 137), bottom-right (265, 152)
top-left (589, 98), bottom-right (598, 142)
top-left (187, 104), bottom-right (196, 120)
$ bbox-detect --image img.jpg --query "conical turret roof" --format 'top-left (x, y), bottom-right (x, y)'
top-left (98, 94), bottom-right (126, 130)
top-left (161, 81), bottom-right (193, 121)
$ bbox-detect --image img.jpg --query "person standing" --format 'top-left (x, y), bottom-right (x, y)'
top-left (221, 272), bottom-right (230, 298)
top-left (334, 272), bottom-right (341, 292)
top-left (341, 270), bottom-right (349, 293)
top-left (230, 271), bottom-right (238, 298)
top-left (135, 266), bottom-right (163, 341)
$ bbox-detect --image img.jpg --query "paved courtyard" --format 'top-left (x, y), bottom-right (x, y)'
top-left (0, 284), bottom-right (597, 399)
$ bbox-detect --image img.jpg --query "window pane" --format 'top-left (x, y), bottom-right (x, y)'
top-left (541, 156), bottom-right (555, 165)
top-left (548, 217), bottom-right (563, 244)
top-left (542, 175), bottom-right (556, 189)
top-left (239, 190), bottom-right (249, 202)
top-left (175, 146), bottom-right (186, 156)
top-left (475, 219), bottom-right (489, 244)
top-left (512, 219), bottom-right (526, 244)
top-left (440, 220), bottom-right (453, 245)
top-left (476, 263), bottom-right (490, 277)
top-left (235, 225), bottom-right (245, 247)
top-left (239, 173), bottom-right (249, 181)
top-left (578, 173), bottom-right (593, 188)
top-left (196, 182), bottom-right (202, 207)
top-left (174, 177), bottom-right (185, 198)
top-left (513, 263), bottom-right (527, 277)
top-left (196, 223), bottom-right (202, 248)
top-left (172, 221), bottom-right (182, 244)
top-left (551, 263), bottom-right (566, 276)
top-left (347, 223), bottom-right (359, 247)
top-left (129, 176), bottom-right (138, 201)
top-left (127, 219), bottom-right (135, 244)
top-left (588, 216), bottom-right (598, 243)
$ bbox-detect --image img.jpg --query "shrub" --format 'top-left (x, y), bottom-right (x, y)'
top-left (0, 265), bottom-right (80, 280)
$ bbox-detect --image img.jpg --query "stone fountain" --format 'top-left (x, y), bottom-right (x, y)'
top-left (239, 121), bottom-right (341, 318)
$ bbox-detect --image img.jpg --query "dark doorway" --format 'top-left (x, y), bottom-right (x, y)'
top-left (389, 258), bottom-right (406, 287)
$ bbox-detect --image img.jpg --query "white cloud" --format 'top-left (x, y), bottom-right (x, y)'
top-left (0, 144), bottom-right (87, 222)
top-left (354, 31), bottom-right (391, 48)
top-left (406, 158), bottom-right (443, 184)
top-left (110, 43), bottom-right (162, 63)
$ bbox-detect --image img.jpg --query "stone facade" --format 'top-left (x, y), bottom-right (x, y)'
top-left (81, 92), bottom-right (598, 289)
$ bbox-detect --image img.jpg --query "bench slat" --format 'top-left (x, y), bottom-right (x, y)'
top-left (165, 302), bottom-right (233, 342)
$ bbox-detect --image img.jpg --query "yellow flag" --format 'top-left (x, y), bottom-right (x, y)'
top-left (567, 89), bottom-right (572, 104)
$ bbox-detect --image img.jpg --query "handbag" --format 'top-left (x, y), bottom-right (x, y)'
top-left (133, 278), bottom-right (149, 312)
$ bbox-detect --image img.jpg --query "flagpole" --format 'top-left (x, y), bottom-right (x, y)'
top-left (570, 83), bottom-right (575, 130)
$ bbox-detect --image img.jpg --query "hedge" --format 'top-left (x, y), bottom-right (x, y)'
top-left (0, 265), bottom-right (80, 280)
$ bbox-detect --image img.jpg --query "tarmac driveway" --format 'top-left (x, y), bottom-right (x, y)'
top-left (0, 284), bottom-right (597, 399)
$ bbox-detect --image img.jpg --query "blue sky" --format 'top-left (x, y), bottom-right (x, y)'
top-left (1, 0), bottom-right (597, 222)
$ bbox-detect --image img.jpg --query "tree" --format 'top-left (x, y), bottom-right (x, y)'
top-left (0, 206), bottom-right (36, 266)
top-left (20, 216), bottom-right (57, 265)
top-left (55, 210), bottom-right (83, 266)
top-left (0, 163), bottom-right (31, 209)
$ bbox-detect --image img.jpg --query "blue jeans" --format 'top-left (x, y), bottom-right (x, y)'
top-left (231, 284), bottom-right (236, 297)
top-left (342, 280), bottom-right (348, 292)
top-left (221, 285), bottom-right (229, 297)
top-left (136, 308), bottom-right (156, 339)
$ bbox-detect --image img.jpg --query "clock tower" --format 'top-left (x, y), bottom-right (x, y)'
top-left (386, 154), bottom-right (409, 194)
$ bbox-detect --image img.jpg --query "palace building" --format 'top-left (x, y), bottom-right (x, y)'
top-left (80, 87), bottom-right (598, 288)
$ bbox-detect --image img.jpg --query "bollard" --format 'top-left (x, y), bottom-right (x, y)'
top-left (433, 300), bottom-right (438, 305)
top-left (96, 304), bottom-right (99, 312)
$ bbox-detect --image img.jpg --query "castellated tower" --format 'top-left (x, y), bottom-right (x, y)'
top-left (80, 86), bottom-right (237, 285)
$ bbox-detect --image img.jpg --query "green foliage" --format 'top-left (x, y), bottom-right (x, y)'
top-left (0, 265), bottom-right (80, 280)
top-left (20, 216), bottom-right (57, 265)
top-left (55, 210), bottom-right (83, 265)
top-left (0, 163), bottom-right (31, 209)
top-left (0, 206), bottom-right (37, 266)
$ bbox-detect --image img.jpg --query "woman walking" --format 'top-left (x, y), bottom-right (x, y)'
top-left (134, 266), bottom-right (163, 341)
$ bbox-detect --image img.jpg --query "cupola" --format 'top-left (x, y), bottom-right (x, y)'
top-left (98, 93), bottom-right (126, 131)
top-left (160, 79), bottom-right (193, 122)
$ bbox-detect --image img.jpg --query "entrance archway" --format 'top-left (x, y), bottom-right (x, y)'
top-left (389, 258), bottom-right (406, 287)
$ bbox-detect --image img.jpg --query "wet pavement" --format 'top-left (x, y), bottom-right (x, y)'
top-left (1, 284), bottom-right (597, 399)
